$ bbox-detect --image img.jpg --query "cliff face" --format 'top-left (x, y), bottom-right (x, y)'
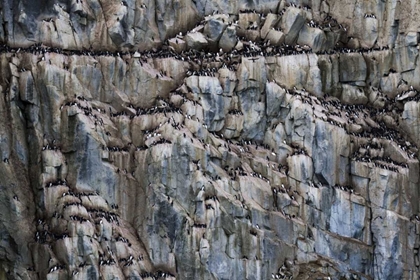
top-left (0, 0), bottom-right (420, 279)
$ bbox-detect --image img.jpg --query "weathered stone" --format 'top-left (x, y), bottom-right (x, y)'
top-left (392, 46), bottom-right (419, 73)
top-left (223, 114), bottom-right (244, 138)
top-left (234, 40), bottom-right (244, 51)
top-left (313, 120), bottom-right (350, 186)
top-left (265, 29), bottom-right (285, 46)
top-left (341, 84), bottom-right (368, 105)
top-left (236, 56), bottom-right (267, 140)
top-left (405, 32), bottom-right (419, 46)
top-left (218, 68), bottom-right (237, 96)
top-left (297, 25), bottom-right (327, 52)
top-left (271, 54), bottom-right (322, 97)
top-left (1, 2), bottom-right (420, 280)
top-left (237, 13), bottom-right (260, 37)
top-left (281, 7), bottom-right (306, 45)
top-left (360, 17), bottom-right (378, 49)
top-left (168, 37), bottom-right (187, 53)
top-left (339, 53), bottom-right (367, 82)
top-left (260, 13), bottom-right (279, 39)
top-left (203, 17), bottom-right (228, 48)
top-left (317, 54), bottom-right (341, 96)
top-left (266, 82), bottom-right (286, 118)
top-left (287, 154), bottom-right (313, 183)
top-left (380, 72), bottom-right (401, 98)
top-left (401, 101), bottom-right (420, 147)
top-left (185, 32), bottom-right (208, 50)
top-left (185, 76), bottom-right (228, 131)
top-left (368, 87), bottom-right (386, 108)
top-left (219, 26), bottom-right (237, 52)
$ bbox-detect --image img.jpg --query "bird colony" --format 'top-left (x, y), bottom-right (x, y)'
top-left (0, 0), bottom-right (420, 280)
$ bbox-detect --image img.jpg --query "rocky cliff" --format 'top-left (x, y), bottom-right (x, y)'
top-left (0, 0), bottom-right (420, 279)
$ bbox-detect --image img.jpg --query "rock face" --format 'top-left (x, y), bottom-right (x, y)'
top-left (0, 1), bottom-right (420, 280)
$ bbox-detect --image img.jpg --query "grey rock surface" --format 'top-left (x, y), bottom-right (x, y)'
top-left (0, 1), bottom-right (420, 280)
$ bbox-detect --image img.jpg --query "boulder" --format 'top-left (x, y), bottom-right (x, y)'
top-left (237, 13), bottom-right (260, 37)
top-left (297, 25), bottom-right (327, 53)
top-left (219, 26), bottom-right (237, 52)
top-left (260, 13), bottom-right (279, 39)
top-left (203, 17), bottom-right (228, 48)
top-left (185, 32), bottom-right (208, 50)
top-left (265, 29), bottom-right (285, 46)
top-left (168, 37), bottom-right (187, 53)
top-left (281, 7), bottom-right (306, 45)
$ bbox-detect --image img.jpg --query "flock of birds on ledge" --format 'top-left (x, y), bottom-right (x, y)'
top-left (50, 82), bottom-right (418, 166)
top-left (19, 87), bottom-right (417, 279)
top-left (2, 3), bottom-right (389, 72)
top-left (5, 39), bottom-right (390, 75)
top-left (32, 177), bottom-right (176, 279)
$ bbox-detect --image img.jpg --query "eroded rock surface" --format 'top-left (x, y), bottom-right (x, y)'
top-left (1, 1), bottom-right (420, 280)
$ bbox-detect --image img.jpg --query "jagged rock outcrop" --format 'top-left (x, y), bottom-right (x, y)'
top-left (1, 0), bottom-right (420, 280)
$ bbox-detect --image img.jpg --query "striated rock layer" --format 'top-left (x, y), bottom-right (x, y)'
top-left (0, 0), bottom-right (420, 279)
